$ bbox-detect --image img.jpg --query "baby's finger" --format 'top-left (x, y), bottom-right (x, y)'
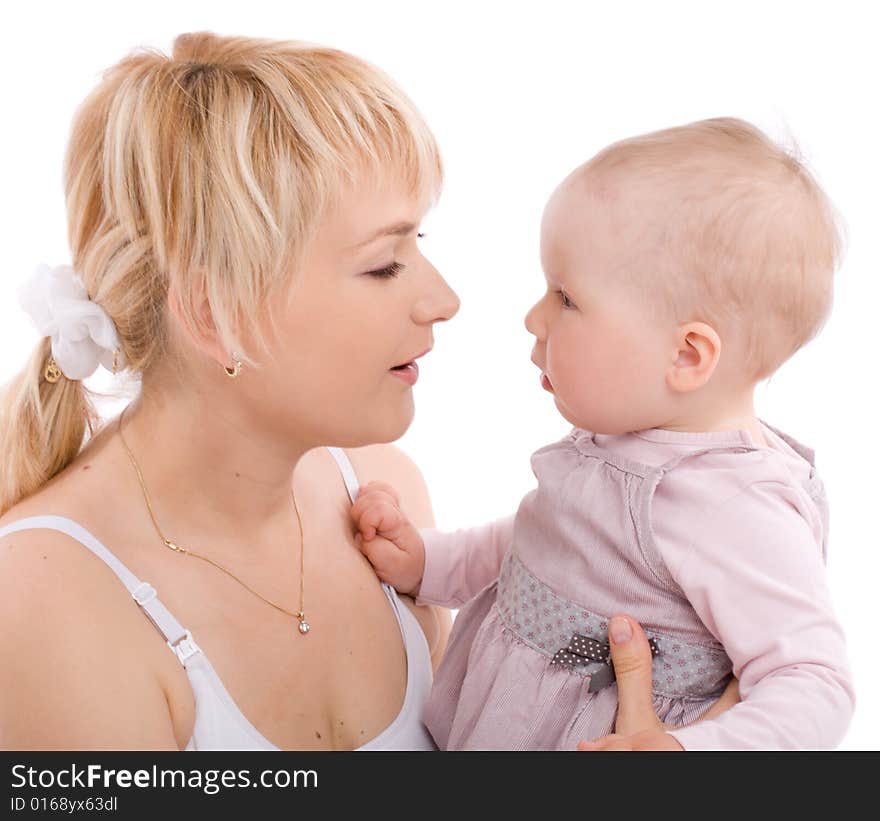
top-left (357, 500), bottom-right (403, 542)
top-left (355, 533), bottom-right (409, 581)
top-left (355, 531), bottom-right (390, 565)
top-left (355, 480), bottom-right (401, 507)
top-left (350, 488), bottom-right (399, 527)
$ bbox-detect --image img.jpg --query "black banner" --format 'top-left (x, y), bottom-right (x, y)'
top-left (0, 751), bottom-right (870, 816)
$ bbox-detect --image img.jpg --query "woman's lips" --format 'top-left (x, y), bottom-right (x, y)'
top-left (389, 361), bottom-right (419, 385)
top-left (541, 373), bottom-right (554, 392)
top-left (389, 347), bottom-right (430, 386)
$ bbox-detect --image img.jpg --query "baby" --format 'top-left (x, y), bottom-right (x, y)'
top-left (351, 118), bottom-right (855, 750)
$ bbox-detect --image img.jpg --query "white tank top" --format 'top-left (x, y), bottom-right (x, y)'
top-left (0, 447), bottom-right (437, 751)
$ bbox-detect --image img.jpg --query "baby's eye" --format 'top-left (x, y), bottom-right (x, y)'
top-left (556, 289), bottom-right (575, 309)
top-left (366, 261), bottom-right (405, 279)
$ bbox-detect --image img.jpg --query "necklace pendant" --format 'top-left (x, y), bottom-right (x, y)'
top-left (298, 618), bottom-right (310, 635)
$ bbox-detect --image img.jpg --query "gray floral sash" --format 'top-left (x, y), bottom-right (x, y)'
top-left (495, 551), bottom-right (732, 698)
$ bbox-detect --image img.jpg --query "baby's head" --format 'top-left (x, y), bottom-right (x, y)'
top-left (525, 117), bottom-right (841, 435)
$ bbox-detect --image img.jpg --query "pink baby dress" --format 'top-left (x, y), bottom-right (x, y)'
top-left (416, 423), bottom-right (854, 750)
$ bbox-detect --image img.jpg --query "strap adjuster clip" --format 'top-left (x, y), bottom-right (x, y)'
top-left (167, 630), bottom-right (201, 665)
top-left (132, 581), bottom-right (157, 606)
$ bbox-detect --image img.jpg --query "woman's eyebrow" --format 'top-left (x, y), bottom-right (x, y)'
top-left (352, 221), bottom-right (417, 249)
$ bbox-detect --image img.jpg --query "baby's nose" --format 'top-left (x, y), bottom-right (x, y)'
top-left (524, 300), bottom-right (544, 339)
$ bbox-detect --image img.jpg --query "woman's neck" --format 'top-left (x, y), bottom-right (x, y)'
top-left (111, 390), bottom-right (311, 544)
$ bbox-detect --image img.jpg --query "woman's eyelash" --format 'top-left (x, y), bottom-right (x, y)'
top-left (365, 234), bottom-right (424, 278)
top-left (556, 289), bottom-right (575, 308)
top-left (367, 261), bottom-right (405, 279)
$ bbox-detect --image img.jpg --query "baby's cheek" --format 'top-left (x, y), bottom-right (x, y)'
top-left (556, 341), bottom-right (633, 429)
top-left (557, 355), bottom-right (604, 417)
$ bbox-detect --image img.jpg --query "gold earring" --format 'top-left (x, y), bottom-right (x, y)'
top-left (224, 352), bottom-right (242, 379)
top-left (44, 356), bottom-right (62, 383)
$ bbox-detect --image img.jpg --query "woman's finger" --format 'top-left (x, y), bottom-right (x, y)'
top-left (607, 614), bottom-right (662, 736)
top-left (577, 734), bottom-right (631, 751)
top-left (686, 677), bottom-right (740, 724)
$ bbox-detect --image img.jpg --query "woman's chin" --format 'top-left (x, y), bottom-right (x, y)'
top-left (381, 396), bottom-right (415, 441)
top-left (347, 396), bottom-right (415, 446)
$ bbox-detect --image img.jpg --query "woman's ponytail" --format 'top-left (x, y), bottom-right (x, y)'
top-left (0, 338), bottom-right (99, 516)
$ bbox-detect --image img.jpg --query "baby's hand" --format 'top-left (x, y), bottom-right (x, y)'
top-left (349, 481), bottom-right (426, 597)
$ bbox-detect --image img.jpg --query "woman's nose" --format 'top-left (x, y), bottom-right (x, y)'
top-left (413, 265), bottom-right (461, 324)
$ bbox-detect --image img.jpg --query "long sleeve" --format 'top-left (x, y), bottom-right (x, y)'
top-left (415, 515), bottom-right (516, 609)
top-left (655, 480), bottom-right (855, 750)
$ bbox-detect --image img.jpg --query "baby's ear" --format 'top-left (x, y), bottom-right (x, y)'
top-left (665, 321), bottom-right (721, 393)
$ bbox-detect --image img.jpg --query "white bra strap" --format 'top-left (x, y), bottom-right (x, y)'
top-left (0, 515), bottom-right (193, 656)
top-left (326, 447), bottom-right (359, 504)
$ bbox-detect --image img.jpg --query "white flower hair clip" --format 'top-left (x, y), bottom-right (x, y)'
top-left (17, 263), bottom-right (124, 382)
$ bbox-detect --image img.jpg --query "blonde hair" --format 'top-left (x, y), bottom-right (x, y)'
top-left (0, 31), bottom-right (442, 516)
top-left (582, 117), bottom-right (843, 382)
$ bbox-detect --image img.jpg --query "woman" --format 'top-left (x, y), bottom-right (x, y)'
top-left (0, 31), bottom-right (732, 750)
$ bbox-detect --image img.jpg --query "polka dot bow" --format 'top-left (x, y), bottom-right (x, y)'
top-left (551, 634), bottom-right (661, 692)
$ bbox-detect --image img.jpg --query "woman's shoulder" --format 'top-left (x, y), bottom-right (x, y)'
top-left (343, 443), bottom-right (435, 528)
top-left (0, 503), bottom-right (181, 748)
top-left (0, 440), bottom-right (187, 743)
top-left (0, 477), bottom-right (105, 584)
top-left (0, 435), bottom-right (125, 599)
top-left (0, 486), bottom-right (159, 659)
top-left (0, 511), bottom-right (142, 656)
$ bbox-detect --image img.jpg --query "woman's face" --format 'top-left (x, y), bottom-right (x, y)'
top-left (244, 169), bottom-right (460, 449)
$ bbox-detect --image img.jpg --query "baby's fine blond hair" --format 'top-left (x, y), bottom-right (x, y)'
top-left (582, 117), bottom-right (842, 383)
top-left (0, 31), bottom-right (442, 515)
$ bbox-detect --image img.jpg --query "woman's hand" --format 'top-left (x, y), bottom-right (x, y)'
top-left (576, 614), bottom-right (740, 751)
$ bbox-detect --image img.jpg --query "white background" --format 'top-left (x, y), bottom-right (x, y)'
top-left (1, 1), bottom-right (876, 750)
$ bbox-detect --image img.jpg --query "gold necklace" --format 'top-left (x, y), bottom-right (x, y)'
top-left (117, 408), bottom-right (311, 635)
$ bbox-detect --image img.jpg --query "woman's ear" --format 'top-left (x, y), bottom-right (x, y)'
top-left (665, 321), bottom-right (721, 394)
top-left (166, 276), bottom-right (228, 366)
